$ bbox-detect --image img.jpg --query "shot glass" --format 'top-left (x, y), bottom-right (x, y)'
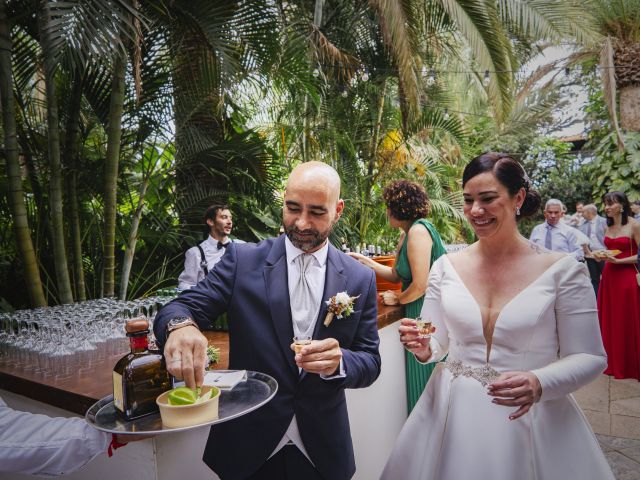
top-left (415, 317), bottom-right (433, 339)
top-left (293, 335), bottom-right (312, 354)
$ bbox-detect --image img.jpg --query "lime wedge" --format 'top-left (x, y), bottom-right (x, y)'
top-left (194, 389), bottom-right (212, 404)
top-left (168, 387), bottom-right (197, 405)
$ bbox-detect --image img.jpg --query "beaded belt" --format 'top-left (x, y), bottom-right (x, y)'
top-left (443, 359), bottom-right (501, 387)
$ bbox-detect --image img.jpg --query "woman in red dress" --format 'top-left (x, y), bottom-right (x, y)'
top-left (598, 191), bottom-right (640, 380)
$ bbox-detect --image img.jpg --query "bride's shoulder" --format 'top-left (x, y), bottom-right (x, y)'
top-left (525, 242), bottom-right (566, 268)
top-left (445, 247), bottom-right (472, 267)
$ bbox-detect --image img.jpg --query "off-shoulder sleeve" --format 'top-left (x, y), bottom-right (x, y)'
top-left (417, 256), bottom-right (449, 363)
top-left (531, 258), bottom-right (607, 401)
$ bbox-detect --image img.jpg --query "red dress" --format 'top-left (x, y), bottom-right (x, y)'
top-left (597, 236), bottom-right (640, 380)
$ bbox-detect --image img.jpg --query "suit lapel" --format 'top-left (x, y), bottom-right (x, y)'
top-left (264, 236), bottom-right (298, 377)
top-left (314, 246), bottom-right (347, 340)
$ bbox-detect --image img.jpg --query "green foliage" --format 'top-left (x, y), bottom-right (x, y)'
top-left (589, 131), bottom-right (640, 202)
top-left (0, 0), bottom-right (603, 308)
top-left (518, 136), bottom-right (594, 237)
top-left (584, 72), bottom-right (640, 205)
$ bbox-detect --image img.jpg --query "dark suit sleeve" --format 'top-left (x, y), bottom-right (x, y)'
top-left (153, 243), bottom-right (238, 347)
top-left (336, 269), bottom-right (382, 389)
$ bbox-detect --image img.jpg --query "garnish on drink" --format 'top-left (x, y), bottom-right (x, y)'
top-left (167, 386), bottom-right (214, 406)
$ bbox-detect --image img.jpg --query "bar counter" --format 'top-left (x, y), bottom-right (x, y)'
top-left (0, 300), bottom-right (403, 416)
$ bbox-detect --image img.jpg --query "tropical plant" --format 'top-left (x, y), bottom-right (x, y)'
top-left (585, 70), bottom-right (640, 205)
top-left (593, 0), bottom-right (640, 137)
top-left (0, 0), bottom-right (605, 310)
top-left (0, 1), bottom-right (46, 306)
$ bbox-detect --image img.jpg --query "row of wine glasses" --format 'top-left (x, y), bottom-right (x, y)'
top-left (0, 294), bottom-right (176, 368)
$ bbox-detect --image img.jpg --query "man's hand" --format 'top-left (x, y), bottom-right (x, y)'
top-left (488, 371), bottom-right (542, 420)
top-left (292, 338), bottom-right (342, 376)
top-left (163, 326), bottom-right (208, 388)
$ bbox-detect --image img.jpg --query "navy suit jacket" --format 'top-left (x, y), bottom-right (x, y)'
top-left (154, 235), bottom-right (381, 480)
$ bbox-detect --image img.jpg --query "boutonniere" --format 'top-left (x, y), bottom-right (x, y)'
top-left (323, 291), bottom-right (359, 327)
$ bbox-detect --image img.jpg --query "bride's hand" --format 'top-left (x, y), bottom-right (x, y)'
top-left (398, 318), bottom-right (431, 362)
top-left (487, 371), bottom-right (542, 420)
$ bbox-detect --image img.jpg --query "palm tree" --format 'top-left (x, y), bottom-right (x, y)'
top-left (0, 1), bottom-right (46, 307)
top-left (143, 0), bottom-right (284, 229)
top-left (38, 0), bottom-right (73, 304)
top-left (594, 0), bottom-right (640, 135)
top-left (369, 0), bottom-right (598, 124)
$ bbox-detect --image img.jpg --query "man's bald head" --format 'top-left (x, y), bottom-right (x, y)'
top-left (282, 161), bottom-right (344, 252)
top-left (285, 161), bottom-right (341, 206)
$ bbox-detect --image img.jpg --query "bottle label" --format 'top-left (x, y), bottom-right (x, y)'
top-left (129, 336), bottom-right (148, 350)
top-left (113, 371), bottom-right (124, 412)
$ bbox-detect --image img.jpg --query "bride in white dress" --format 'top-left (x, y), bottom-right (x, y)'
top-left (381, 153), bottom-right (614, 480)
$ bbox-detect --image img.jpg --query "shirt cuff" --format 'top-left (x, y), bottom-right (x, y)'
top-left (320, 358), bottom-right (346, 380)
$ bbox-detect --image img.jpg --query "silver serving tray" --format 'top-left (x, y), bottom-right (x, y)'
top-left (85, 370), bottom-right (277, 435)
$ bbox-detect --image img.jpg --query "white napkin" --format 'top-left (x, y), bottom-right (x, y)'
top-left (203, 370), bottom-right (248, 390)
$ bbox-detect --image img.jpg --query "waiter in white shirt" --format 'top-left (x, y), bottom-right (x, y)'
top-left (0, 396), bottom-right (139, 476)
top-left (578, 204), bottom-right (608, 295)
top-left (177, 204), bottom-right (244, 291)
top-left (529, 199), bottom-right (584, 261)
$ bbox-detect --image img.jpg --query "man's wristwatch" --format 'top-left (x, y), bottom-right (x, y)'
top-left (166, 316), bottom-right (199, 336)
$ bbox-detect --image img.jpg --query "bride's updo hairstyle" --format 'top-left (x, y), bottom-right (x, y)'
top-left (462, 152), bottom-right (541, 221)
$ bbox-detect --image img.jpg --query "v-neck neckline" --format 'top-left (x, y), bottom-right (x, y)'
top-left (442, 254), bottom-right (572, 363)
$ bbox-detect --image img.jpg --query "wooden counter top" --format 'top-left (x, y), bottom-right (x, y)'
top-left (0, 301), bottom-right (403, 415)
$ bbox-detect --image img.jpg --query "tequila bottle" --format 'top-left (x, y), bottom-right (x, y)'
top-left (112, 317), bottom-right (171, 420)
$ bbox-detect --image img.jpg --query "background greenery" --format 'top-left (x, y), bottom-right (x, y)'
top-left (1, 0), bottom-right (639, 310)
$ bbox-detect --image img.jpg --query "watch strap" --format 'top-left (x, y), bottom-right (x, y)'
top-left (166, 317), bottom-right (199, 336)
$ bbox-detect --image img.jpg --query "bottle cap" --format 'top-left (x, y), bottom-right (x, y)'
top-left (125, 317), bottom-right (150, 334)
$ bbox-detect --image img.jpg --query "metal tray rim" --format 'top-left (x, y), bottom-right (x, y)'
top-left (85, 370), bottom-right (277, 435)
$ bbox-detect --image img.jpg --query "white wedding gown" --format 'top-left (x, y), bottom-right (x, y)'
top-left (381, 255), bottom-right (614, 480)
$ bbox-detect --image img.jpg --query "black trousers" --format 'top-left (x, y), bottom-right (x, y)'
top-left (586, 258), bottom-right (605, 297)
top-left (245, 445), bottom-right (324, 480)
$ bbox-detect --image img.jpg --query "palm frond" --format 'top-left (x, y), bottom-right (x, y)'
top-left (369, 0), bottom-right (420, 119)
top-left (438, 0), bottom-right (514, 122)
top-left (498, 0), bottom-right (601, 46)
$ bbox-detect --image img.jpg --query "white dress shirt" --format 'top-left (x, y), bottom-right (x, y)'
top-left (269, 237), bottom-right (345, 462)
top-left (0, 396), bottom-right (111, 476)
top-left (529, 221), bottom-right (584, 261)
top-left (584, 218), bottom-right (606, 251)
top-left (177, 235), bottom-right (244, 291)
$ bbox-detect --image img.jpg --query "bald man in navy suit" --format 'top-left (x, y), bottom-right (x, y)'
top-left (154, 162), bottom-right (381, 480)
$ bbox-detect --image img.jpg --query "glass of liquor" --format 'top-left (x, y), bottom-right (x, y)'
top-left (293, 335), bottom-right (312, 354)
top-left (415, 316), bottom-right (433, 339)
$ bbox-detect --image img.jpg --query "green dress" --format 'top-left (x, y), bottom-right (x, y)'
top-left (395, 218), bottom-right (446, 413)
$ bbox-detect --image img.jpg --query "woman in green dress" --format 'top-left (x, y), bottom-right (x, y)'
top-left (348, 180), bottom-right (446, 412)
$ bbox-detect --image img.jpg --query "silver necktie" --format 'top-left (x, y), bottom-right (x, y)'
top-left (545, 224), bottom-right (553, 250)
top-left (292, 254), bottom-right (316, 336)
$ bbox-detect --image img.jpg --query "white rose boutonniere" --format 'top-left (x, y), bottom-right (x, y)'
top-left (323, 291), bottom-right (360, 327)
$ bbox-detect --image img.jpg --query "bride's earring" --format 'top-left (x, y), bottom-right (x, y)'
top-left (516, 206), bottom-right (521, 216)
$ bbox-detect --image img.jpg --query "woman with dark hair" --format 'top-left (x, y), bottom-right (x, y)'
top-left (381, 153), bottom-right (612, 480)
top-left (347, 180), bottom-right (446, 412)
top-left (597, 191), bottom-right (640, 380)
